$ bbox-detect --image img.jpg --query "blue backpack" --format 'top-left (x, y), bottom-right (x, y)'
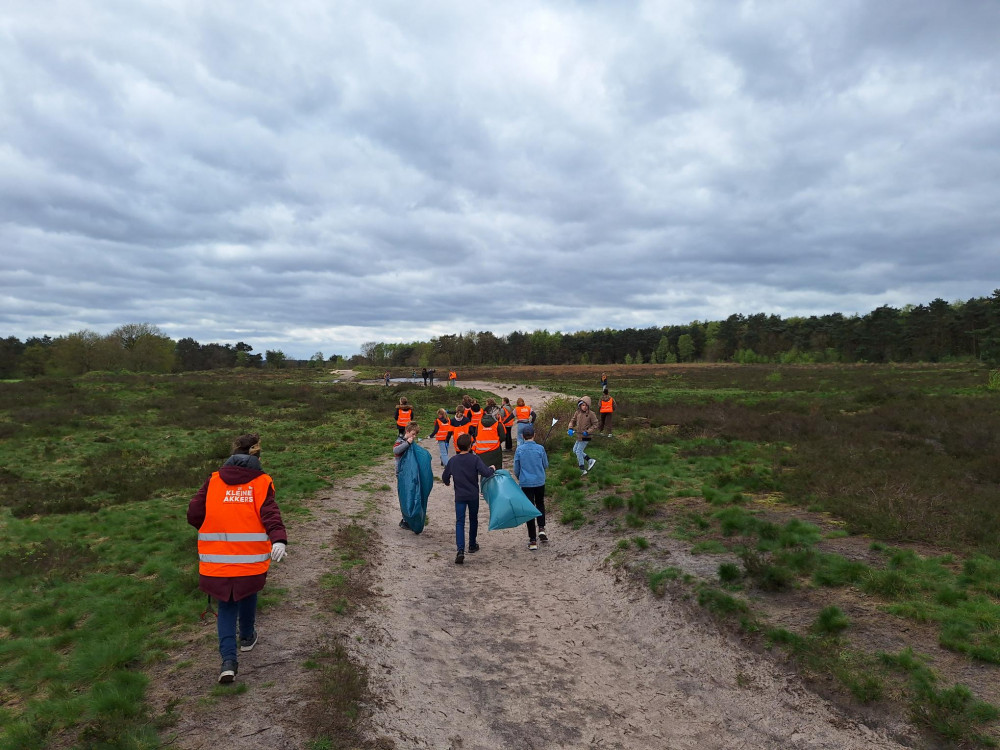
top-left (481, 469), bottom-right (541, 531)
top-left (396, 442), bottom-right (434, 534)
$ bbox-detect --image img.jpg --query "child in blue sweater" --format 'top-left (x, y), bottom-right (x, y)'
top-left (441, 432), bottom-right (495, 564)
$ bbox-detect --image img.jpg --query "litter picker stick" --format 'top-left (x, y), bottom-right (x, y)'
top-left (540, 416), bottom-right (560, 446)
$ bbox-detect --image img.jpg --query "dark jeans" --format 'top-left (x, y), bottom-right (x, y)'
top-left (523, 485), bottom-right (546, 540)
top-left (599, 413), bottom-right (613, 432)
top-left (503, 426), bottom-right (513, 450)
top-left (455, 496), bottom-right (479, 551)
top-left (216, 592), bottom-right (257, 662)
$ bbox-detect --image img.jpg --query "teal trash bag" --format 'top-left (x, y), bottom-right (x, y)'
top-left (481, 469), bottom-right (541, 531)
top-left (397, 442), bottom-right (434, 534)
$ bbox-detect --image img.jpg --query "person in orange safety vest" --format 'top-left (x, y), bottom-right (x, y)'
top-left (599, 391), bottom-right (617, 436)
top-left (395, 396), bottom-right (414, 437)
top-left (514, 397), bottom-right (536, 449)
top-left (187, 433), bottom-right (287, 685)
top-left (428, 408), bottom-right (453, 467)
top-left (472, 410), bottom-right (506, 470)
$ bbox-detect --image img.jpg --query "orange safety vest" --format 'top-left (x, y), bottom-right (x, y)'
top-left (451, 417), bottom-right (471, 437)
top-left (473, 420), bottom-right (501, 453)
top-left (469, 408), bottom-right (484, 430)
top-left (434, 418), bottom-right (452, 441)
top-left (500, 404), bottom-right (516, 427)
top-left (515, 405), bottom-right (532, 422)
top-left (600, 397), bottom-right (615, 413)
top-left (396, 407), bottom-right (413, 427)
top-left (449, 371), bottom-right (457, 380)
top-left (198, 473), bottom-right (273, 578)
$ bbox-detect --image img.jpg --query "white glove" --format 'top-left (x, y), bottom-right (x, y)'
top-left (270, 542), bottom-right (287, 562)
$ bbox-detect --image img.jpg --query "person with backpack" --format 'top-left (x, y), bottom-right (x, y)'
top-left (568, 396), bottom-right (599, 477)
top-left (599, 391), bottom-right (617, 437)
top-left (187, 433), bottom-right (287, 684)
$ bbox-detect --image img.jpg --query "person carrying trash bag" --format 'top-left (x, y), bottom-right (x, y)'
top-left (599, 390), bottom-right (617, 437)
top-left (442, 432), bottom-right (495, 564)
top-left (187, 433), bottom-right (287, 685)
top-left (568, 395), bottom-right (600, 477)
top-left (394, 422), bottom-right (434, 533)
top-left (513, 424), bottom-right (549, 550)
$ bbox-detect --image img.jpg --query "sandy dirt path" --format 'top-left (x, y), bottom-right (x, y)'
top-left (148, 377), bottom-right (912, 749)
top-left (350, 381), bottom-right (911, 749)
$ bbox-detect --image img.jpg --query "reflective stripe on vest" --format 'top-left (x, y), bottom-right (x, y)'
top-left (396, 407), bottom-right (413, 427)
top-left (198, 472), bottom-right (273, 578)
top-left (435, 418), bottom-right (452, 441)
top-left (473, 421), bottom-right (501, 453)
top-left (469, 409), bottom-right (483, 429)
top-left (515, 405), bottom-right (532, 422)
top-left (600, 398), bottom-right (615, 413)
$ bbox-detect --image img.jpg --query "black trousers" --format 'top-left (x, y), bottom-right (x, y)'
top-left (523, 485), bottom-right (546, 540)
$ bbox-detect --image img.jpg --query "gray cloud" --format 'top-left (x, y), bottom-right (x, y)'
top-left (1, 0), bottom-right (998, 357)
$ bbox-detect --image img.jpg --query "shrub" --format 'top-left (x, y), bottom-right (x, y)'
top-left (813, 605), bottom-right (851, 635)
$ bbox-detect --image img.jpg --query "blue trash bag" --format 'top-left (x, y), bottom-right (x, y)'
top-left (396, 442), bottom-right (434, 534)
top-left (481, 469), bottom-right (541, 531)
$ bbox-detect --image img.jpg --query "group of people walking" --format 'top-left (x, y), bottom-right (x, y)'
top-left (188, 373), bottom-right (618, 684)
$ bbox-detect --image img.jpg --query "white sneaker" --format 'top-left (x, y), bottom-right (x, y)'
top-left (538, 530), bottom-right (548, 542)
top-left (586, 458), bottom-right (597, 471)
top-left (528, 541), bottom-right (538, 550)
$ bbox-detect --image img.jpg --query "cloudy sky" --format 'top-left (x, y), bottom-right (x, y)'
top-left (2, 1), bottom-right (998, 358)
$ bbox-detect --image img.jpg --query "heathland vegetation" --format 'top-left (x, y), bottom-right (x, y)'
top-left (2, 292), bottom-right (999, 380)
top-left (1, 363), bottom-right (999, 747)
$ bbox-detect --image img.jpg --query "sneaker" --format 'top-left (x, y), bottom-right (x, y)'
top-left (528, 540), bottom-right (538, 550)
top-left (468, 543), bottom-right (480, 553)
top-left (239, 631), bottom-right (258, 652)
top-left (455, 550), bottom-right (465, 564)
top-left (586, 458), bottom-right (597, 471)
top-left (538, 530), bottom-right (548, 542)
top-left (580, 469), bottom-right (588, 477)
top-left (218, 659), bottom-right (238, 684)
top-left (399, 519), bottom-right (410, 529)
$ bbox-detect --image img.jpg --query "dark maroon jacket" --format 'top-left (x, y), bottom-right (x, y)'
top-left (187, 463), bottom-right (288, 602)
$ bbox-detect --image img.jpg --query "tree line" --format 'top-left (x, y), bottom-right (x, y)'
top-left (2, 292), bottom-right (999, 378)
top-left (361, 292), bottom-right (1000, 368)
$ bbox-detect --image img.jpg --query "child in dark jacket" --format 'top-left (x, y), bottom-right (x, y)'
top-left (441, 432), bottom-right (495, 564)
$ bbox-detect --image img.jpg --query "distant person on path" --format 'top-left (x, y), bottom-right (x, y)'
top-left (428, 369), bottom-right (436, 386)
top-left (513, 424), bottom-right (549, 551)
top-left (499, 397), bottom-right (517, 452)
top-left (568, 396), bottom-right (599, 476)
top-left (428, 408), bottom-right (453, 467)
top-left (472, 407), bottom-right (506, 470)
top-left (395, 396), bottom-right (414, 437)
top-left (393, 421), bottom-right (421, 528)
top-left (421, 368), bottom-right (428, 386)
top-left (187, 433), bottom-right (287, 684)
top-left (448, 370), bottom-right (458, 387)
top-left (600, 372), bottom-right (608, 393)
top-left (384, 371), bottom-right (391, 386)
top-left (514, 397), bottom-right (536, 449)
top-left (442, 433), bottom-right (495, 565)
top-left (599, 391), bottom-right (617, 436)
